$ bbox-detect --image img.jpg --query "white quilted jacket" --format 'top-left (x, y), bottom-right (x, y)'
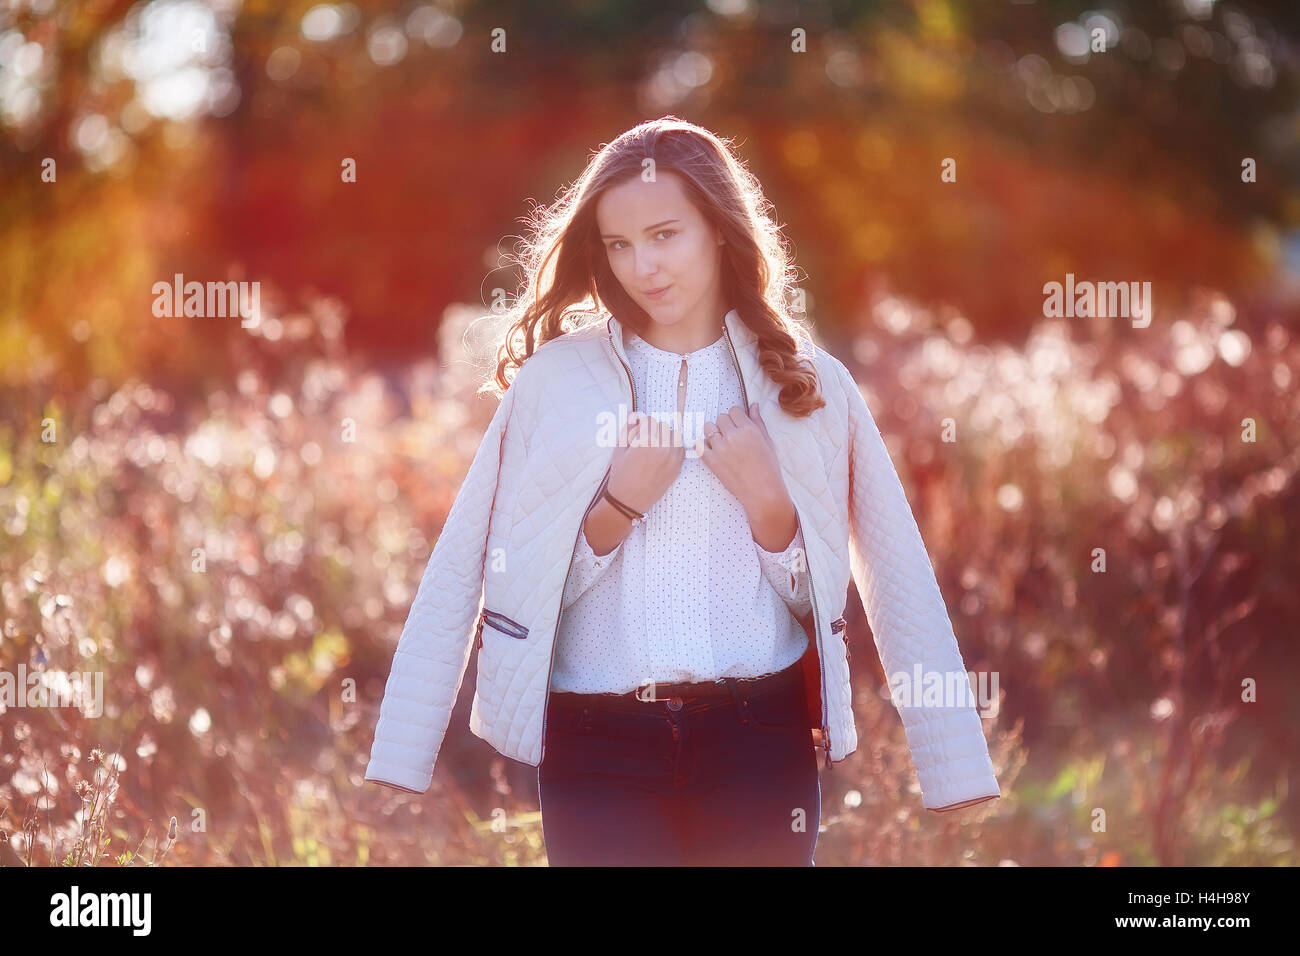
top-left (365, 308), bottom-right (1002, 811)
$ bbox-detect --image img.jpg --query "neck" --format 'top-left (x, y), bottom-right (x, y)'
top-left (634, 307), bottom-right (728, 355)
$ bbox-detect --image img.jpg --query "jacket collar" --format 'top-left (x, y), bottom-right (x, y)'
top-left (605, 307), bottom-right (760, 404)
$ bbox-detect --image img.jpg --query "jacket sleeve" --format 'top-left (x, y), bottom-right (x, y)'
top-left (837, 359), bottom-right (1001, 812)
top-left (561, 526), bottom-right (623, 611)
top-left (755, 525), bottom-right (813, 620)
top-left (363, 382), bottom-right (518, 794)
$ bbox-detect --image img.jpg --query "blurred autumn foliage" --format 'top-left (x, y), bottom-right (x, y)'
top-left (1, 0), bottom-right (1298, 865)
top-left (4, 0), bottom-right (1300, 391)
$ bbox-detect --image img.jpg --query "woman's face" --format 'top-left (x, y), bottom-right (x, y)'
top-left (595, 170), bottom-right (725, 331)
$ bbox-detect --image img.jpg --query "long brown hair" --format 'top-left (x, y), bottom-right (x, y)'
top-left (482, 115), bottom-right (825, 417)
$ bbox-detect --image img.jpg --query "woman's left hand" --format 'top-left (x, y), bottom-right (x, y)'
top-left (696, 403), bottom-right (795, 538)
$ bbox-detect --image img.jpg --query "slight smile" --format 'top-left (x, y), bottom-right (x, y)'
top-left (643, 285), bottom-right (671, 300)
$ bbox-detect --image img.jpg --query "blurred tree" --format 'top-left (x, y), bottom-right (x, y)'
top-left (1, 0), bottom-right (1298, 392)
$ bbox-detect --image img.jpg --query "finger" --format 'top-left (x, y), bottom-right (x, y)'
top-left (644, 418), bottom-right (666, 449)
top-left (664, 416), bottom-right (683, 447)
top-left (638, 415), bottom-right (665, 449)
top-left (624, 413), bottom-right (648, 447)
top-left (714, 409), bottom-right (738, 437)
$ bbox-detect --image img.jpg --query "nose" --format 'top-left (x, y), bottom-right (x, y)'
top-left (633, 246), bottom-right (659, 281)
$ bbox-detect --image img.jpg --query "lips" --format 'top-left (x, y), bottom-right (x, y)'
top-left (643, 285), bottom-right (671, 298)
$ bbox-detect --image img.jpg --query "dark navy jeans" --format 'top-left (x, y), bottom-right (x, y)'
top-left (537, 658), bottom-right (820, 866)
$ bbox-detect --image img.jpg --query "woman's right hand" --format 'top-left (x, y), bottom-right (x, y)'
top-left (606, 411), bottom-right (686, 514)
top-left (582, 412), bottom-right (685, 555)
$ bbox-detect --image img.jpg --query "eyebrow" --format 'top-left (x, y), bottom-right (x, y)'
top-left (599, 219), bottom-right (681, 240)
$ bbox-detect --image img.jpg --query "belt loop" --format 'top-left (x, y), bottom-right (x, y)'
top-left (725, 677), bottom-right (753, 723)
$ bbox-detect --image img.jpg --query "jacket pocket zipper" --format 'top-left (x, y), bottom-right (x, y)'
top-left (476, 608), bottom-right (530, 648)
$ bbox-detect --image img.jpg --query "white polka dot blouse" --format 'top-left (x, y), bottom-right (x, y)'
top-left (549, 325), bottom-right (813, 695)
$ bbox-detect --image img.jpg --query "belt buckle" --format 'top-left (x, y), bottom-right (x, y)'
top-left (635, 679), bottom-right (687, 709)
top-left (635, 679), bottom-right (668, 703)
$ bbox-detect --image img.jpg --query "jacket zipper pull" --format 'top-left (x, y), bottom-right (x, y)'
top-left (475, 614), bottom-right (484, 650)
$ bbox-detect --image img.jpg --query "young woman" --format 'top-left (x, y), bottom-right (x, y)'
top-left (365, 117), bottom-right (1001, 866)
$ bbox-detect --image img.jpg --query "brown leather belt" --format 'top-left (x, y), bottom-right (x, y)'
top-left (549, 661), bottom-right (803, 713)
